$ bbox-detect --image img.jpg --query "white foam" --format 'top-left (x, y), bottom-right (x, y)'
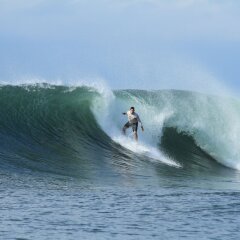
top-left (91, 88), bottom-right (181, 168)
top-left (91, 86), bottom-right (240, 170)
top-left (113, 135), bottom-right (181, 167)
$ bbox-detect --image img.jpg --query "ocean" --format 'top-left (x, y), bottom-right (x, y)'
top-left (1, 84), bottom-right (240, 239)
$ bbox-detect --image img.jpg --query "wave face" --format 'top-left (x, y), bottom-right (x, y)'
top-left (1, 84), bottom-right (240, 178)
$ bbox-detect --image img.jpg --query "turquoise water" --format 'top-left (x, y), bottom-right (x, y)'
top-left (2, 169), bottom-right (240, 240)
top-left (1, 85), bottom-right (240, 239)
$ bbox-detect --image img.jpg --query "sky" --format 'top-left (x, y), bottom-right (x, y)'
top-left (0, 0), bottom-right (240, 94)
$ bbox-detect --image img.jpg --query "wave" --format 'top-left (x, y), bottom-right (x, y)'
top-left (0, 84), bottom-right (240, 177)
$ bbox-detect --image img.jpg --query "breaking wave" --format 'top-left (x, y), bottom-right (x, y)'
top-left (1, 83), bottom-right (240, 178)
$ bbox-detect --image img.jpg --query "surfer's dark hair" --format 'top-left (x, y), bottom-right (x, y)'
top-left (130, 107), bottom-right (135, 110)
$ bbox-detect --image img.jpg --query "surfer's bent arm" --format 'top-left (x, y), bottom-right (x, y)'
top-left (137, 115), bottom-right (143, 126)
top-left (137, 115), bottom-right (144, 131)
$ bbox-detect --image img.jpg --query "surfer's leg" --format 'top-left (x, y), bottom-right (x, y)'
top-left (133, 131), bottom-right (138, 141)
top-left (122, 122), bottom-right (130, 135)
top-left (132, 123), bottom-right (138, 141)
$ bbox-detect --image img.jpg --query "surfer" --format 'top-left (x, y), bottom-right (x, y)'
top-left (122, 107), bottom-right (144, 141)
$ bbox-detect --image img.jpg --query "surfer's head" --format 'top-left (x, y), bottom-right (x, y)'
top-left (130, 106), bottom-right (135, 113)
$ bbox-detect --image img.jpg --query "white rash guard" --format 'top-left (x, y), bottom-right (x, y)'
top-left (127, 111), bottom-right (142, 124)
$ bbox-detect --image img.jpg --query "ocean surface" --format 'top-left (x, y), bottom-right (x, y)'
top-left (1, 84), bottom-right (240, 240)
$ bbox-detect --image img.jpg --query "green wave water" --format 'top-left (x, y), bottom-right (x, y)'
top-left (1, 84), bottom-right (240, 179)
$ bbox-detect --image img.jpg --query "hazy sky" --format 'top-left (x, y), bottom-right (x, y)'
top-left (1, 0), bottom-right (240, 94)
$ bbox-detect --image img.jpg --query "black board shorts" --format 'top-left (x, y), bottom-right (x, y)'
top-left (124, 121), bottom-right (138, 132)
